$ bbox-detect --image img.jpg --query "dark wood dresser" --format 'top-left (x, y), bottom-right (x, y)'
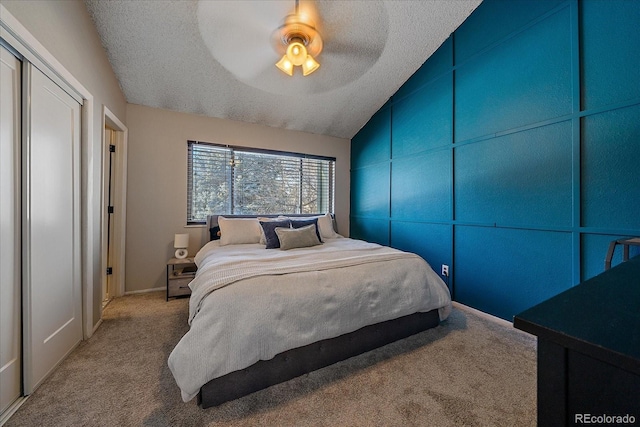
top-left (514, 256), bottom-right (640, 426)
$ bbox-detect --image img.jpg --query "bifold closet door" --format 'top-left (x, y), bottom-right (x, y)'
top-left (0, 46), bottom-right (22, 414)
top-left (23, 63), bottom-right (82, 394)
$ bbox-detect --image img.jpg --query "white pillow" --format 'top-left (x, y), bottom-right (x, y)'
top-left (218, 217), bottom-right (262, 246)
top-left (316, 213), bottom-right (337, 239)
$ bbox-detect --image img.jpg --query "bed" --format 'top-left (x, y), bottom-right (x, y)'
top-left (168, 213), bottom-right (452, 408)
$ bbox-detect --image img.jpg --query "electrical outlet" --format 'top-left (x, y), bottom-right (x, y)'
top-left (441, 264), bottom-right (449, 277)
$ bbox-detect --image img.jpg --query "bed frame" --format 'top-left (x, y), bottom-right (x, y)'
top-left (197, 214), bottom-right (442, 408)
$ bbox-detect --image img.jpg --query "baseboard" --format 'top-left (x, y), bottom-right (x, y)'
top-left (92, 318), bottom-right (103, 335)
top-left (124, 287), bottom-right (164, 295)
top-left (452, 302), bottom-right (514, 328)
top-left (0, 395), bottom-right (29, 426)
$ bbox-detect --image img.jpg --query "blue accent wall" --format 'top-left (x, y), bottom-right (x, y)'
top-left (350, 0), bottom-right (640, 320)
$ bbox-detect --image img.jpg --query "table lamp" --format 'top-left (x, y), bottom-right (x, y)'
top-left (174, 233), bottom-right (189, 259)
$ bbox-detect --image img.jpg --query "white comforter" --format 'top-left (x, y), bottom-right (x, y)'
top-left (168, 237), bottom-right (451, 402)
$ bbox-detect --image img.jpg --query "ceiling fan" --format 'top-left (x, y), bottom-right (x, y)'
top-left (196, 0), bottom-right (388, 93)
top-left (272, 0), bottom-right (323, 76)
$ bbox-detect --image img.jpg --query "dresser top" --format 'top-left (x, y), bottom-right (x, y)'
top-left (514, 255), bottom-right (640, 375)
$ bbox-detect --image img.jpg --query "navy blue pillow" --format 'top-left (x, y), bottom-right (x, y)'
top-left (209, 226), bottom-right (221, 241)
top-left (290, 218), bottom-right (323, 243)
top-left (259, 220), bottom-right (291, 249)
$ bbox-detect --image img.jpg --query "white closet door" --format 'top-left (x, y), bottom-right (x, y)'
top-left (0, 46), bottom-right (22, 414)
top-left (23, 63), bottom-right (82, 393)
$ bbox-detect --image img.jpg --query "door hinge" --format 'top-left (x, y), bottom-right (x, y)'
top-left (106, 267), bottom-right (113, 275)
top-left (109, 144), bottom-right (116, 152)
top-left (108, 206), bottom-right (114, 214)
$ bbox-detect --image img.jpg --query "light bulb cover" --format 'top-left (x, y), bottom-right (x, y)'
top-left (275, 55), bottom-right (294, 76)
top-left (302, 55), bottom-right (320, 76)
top-left (286, 41), bottom-right (307, 66)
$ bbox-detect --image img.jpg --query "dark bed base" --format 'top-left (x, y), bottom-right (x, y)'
top-left (198, 309), bottom-right (441, 408)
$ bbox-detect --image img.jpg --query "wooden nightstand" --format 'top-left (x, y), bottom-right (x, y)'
top-left (166, 257), bottom-right (196, 300)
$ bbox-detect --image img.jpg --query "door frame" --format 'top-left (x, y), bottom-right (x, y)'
top-left (1, 5), bottom-right (98, 340)
top-left (101, 107), bottom-right (128, 306)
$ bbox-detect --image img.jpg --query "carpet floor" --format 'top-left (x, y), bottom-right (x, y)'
top-left (5, 292), bottom-right (536, 426)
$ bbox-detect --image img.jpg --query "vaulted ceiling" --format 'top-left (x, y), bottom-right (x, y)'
top-left (85, 0), bottom-right (481, 139)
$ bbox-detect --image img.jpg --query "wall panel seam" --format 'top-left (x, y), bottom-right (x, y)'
top-left (570, 0), bottom-right (581, 285)
top-left (388, 103), bottom-right (393, 244)
top-left (388, 2), bottom-right (571, 107)
top-left (450, 32), bottom-right (456, 299)
top-left (450, 97), bottom-right (639, 148)
top-left (353, 215), bottom-right (640, 237)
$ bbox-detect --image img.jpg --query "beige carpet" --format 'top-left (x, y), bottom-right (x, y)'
top-left (5, 292), bottom-right (536, 427)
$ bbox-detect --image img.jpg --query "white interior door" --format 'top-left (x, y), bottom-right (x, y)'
top-left (0, 45), bottom-right (22, 415)
top-left (23, 63), bottom-right (82, 393)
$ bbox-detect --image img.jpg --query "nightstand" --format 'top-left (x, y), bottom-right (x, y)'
top-left (166, 257), bottom-right (196, 300)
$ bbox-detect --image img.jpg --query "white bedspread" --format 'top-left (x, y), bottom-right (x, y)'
top-left (168, 237), bottom-right (451, 402)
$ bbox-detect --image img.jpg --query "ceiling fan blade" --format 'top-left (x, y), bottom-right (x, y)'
top-left (197, 1), bottom-right (292, 79)
top-left (314, 0), bottom-right (388, 61)
top-left (324, 39), bottom-right (381, 59)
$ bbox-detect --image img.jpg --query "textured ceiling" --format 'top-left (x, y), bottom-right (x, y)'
top-left (84, 0), bottom-right (481, 139)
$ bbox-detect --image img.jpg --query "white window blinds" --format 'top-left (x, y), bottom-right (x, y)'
top-left (187, 141), bottom-right (335, 223)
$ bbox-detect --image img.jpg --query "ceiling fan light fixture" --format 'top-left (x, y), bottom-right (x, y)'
top-left (272, 1), bottom-right (323, 77)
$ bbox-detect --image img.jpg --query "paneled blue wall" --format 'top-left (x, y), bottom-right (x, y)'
top-left (350, 0), bottom-right (640, 320)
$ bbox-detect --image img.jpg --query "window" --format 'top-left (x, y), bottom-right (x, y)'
top-left (187, 141), bottom-right (335, 224)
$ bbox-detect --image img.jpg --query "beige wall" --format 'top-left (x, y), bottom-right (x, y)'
top-left (2, 0), bottom-right (127, 328)
top-left (125, 104), bottom-right (351, 293)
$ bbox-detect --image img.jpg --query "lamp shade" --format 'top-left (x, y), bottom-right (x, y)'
top-left (286, 41), bottom-right (307, 66)
top-left (302, 55), bottom-right (319, 76)
top-left (275, 55), bottom-right (294, 76)
top-left (174, 233), bottom-right (189, 249)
